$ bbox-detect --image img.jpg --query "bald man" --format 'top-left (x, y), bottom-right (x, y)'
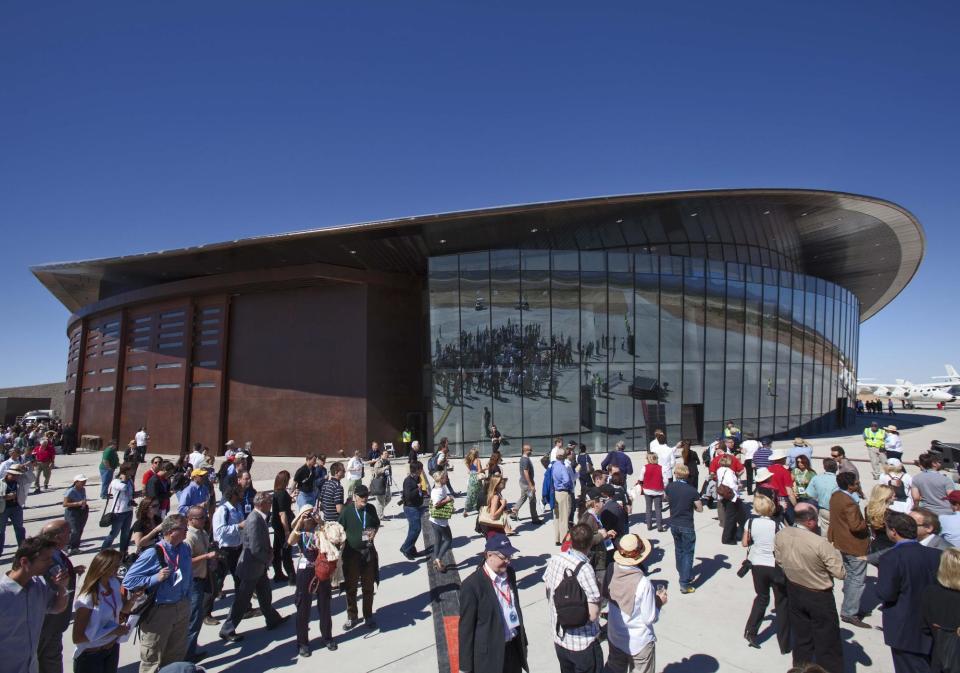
top-left (37, 519), bottom-right (86, 673)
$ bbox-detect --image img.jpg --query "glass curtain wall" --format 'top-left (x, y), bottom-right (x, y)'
top-left (429, 250), bottom-right (859, 457)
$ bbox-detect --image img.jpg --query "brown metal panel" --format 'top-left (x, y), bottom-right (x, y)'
top-left (226, 284), bottom-right (367, 457)
top-left (77, 313), bottom-right (122, 443)
top-left (188, 296), bottom-right (228, 451)
top-left (64, 322), bottom-right (84, 428)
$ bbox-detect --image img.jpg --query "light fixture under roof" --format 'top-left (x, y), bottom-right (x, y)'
top-left (690, 212), bottom-right (698, 217)
top-left (615, 219), bottom-right (623, 223)
top-left (801, 212), bottom-right (808, 216)
top-left (530, 228), bottom-right (538, 233)
top-left (439, 239), bottom-right (446, 244)
top-left (349, 250), bottom-right (356, 255)
top-left (763, 210), bottom-right (771, 215)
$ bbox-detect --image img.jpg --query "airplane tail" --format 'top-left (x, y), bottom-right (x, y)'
top-left (947, 364), bottom-right (959, 380)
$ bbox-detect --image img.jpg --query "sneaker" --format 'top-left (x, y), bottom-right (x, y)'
top-left (325, 640), bottom-right (338, 651)
top-left (203, 616), bottom-right (220, 626)
top-left (680, 586), bottom-right (696, 594)
top-left (343, 618), bottom-right (360, 631)
top-left (298, 646), bottom-right (311, 658)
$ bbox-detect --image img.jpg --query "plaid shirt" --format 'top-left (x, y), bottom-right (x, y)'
top-left (544, 549), bottom-right (601, 651)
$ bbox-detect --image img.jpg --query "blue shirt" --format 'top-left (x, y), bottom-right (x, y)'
top-left (804, 472), bottom-right (839, 510)
top-left (940, 512), bottom-right (960, 547)
top-left (212, 501), bottom-right (244, 548)
top-left (600, 451), bottom-right (633, 476)
top-left (753, 446), bottom-right (772, 469)
top-left (550, 460), bottom-right (575, 492)
top-left (177, 482), bottom-right (209, 515)
top-left (122, 541), bottom-right (192, 605)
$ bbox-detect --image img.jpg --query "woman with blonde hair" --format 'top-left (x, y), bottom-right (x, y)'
top-left (481, 473), bottom-right (511, 536)
top-left (72, 549), bottom-right (141, 673)
top-left (463, 447), bottom-right (483, 517)
top-left (921, 548), bottom-right (960, 673)
top-left (865, 484), bottom-right (896, 557)
top-left (741, 494), bottom-right (790, 652)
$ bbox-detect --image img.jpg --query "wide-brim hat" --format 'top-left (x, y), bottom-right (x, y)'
top-left (190, 468), bottom-right (208, 477)
top-left (293, 504), bottom-right (316, 527)
top-left (225, 439), bottom-right (236, 447)
top-left (613, 534), bottom-right (652, 566)
top-left (793, 438), bottom-right (806, 446)
top-left (768, 448), bottom-right (789, 461)
top-left (884, 425), bottom-right (898, 433)
top-left (754, 468), bottom-right (774, 483)
top-left (5, 465), bottom-right (25, 476)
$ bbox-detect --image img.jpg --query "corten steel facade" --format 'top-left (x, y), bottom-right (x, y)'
top-left (33, 189), bottom-right (924, 457)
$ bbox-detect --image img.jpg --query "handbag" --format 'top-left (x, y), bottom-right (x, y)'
top-left (477, 505), bottom-right (506, 529)
top-left (716, 467), bottom-right (736, 501)
top-left (99, 494), bottom-right (116, 528)
top-left (370, 473), bottom-right (388, 496)
top-left (429, 499), bottom-right (455, 520)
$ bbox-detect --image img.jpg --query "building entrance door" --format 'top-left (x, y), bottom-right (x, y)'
top-left (836, 398), bottom-right (848, 427)
top-left (680, 404), bottom-right (703, 444)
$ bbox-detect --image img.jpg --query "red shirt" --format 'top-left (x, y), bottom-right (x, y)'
top-left (641, 463), bottom-right (665, 491)
top-left (767, 464), bottom-right (794, 498)
top-left (142, 469), bottom-right (156, 487)
top-left (34, 444), bottom-right (55, 463)
top-left (709, 454), bottom-right (743, 475)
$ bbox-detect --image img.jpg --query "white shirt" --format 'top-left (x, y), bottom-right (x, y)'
top-left (346, 457), bottom-right (363, 481)
top-left (740, 439), bottom-right (761, 461)
top-left (884, 434), bottom-right (903, 454)
top-left (746, 517), bottom-right (778, 567)
top-left (544, 550), bottom-right (600, 651)
top-left (650, 441), bottom-right (676, 482)
top-left (135, 431), bottom-right (148, 447)
top-left (187, 452), bottom-right (205, 470)
top-left (606, 566), bottom-right (659, 656)
top-left (482, 562), bottom-right (518, 641)
top-left (73, 578), bottom-right (123, 657)
top-left (717, 466), bottom-right (740, 502)
top-left (108, 479), bottom-right (134, 513)
top-left (878, 472), bottom-right (914, 513)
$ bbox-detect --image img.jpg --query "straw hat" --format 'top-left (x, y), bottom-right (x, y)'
top-left (768, 448), bottom-right (789, 462)
top-left (613, 534), bottom-right (652, 566)
top-left (5, 465), bottom-right (25, 476)
top-left (754, 468), bottom-right (774, 483)
top-left (292, 504), bottom-right (316, 528)
top-left (884, 425), bottom-right (898, 433)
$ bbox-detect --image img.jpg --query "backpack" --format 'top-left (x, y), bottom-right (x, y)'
top-left (540, 453), bottom-right (551, 469)
top-left (170, 468), bottom-right (190, 493)
top-left (125, 544), bottom-right (168, 625)
top-left (427, 452), bottom-right (440, 474)
top-left (552, 560), bottom-right (590, 635)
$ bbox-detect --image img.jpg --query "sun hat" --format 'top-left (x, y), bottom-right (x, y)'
top-left (292, 504), bottom-right (316, 527)
top-left (768, 448), bottom-right (789, 462)
top-left (613, 534), bottom-right (652, 566)
top-left (190, 468), bottom-right (207, 477)
top-left (754, 468), bottom-right (774, 483)
top-left (73, 474), bottom-right (88, 482)
top-left (484, 533), bottom-right (519, 557)
top-left (225, 439), bottom-right (236, 447)
top-left (884, 425), bottom-right (898, 432)
top-left (793, 437), bottom-right (807, 446)
top-left (5, 465), bottom-right (25, 476)
top-left (885, 457), bottom-right (903, 468)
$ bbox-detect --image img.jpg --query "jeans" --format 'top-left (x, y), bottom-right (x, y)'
top-left (100, 510), bottom-right (132, 556)
top-left (296, 492), bottom-right (317, 510)
top-left (0, 505), bottom-right (26, 553)
top-left (645, 495), bottom-right (663, 529)
top-left (65, 507), bottom-right (89, 549)
top-left (840, 553), bottom-right (867, 618)
top-left (186, 578), bottom-right (206, 658)
top-left (99, 467), bottom-right (114, 500)
top-left (432, 522), bottom-right (453, 562)
top-left (73, 642), bottom-right (119, 673)
top-left (401, 506), bottom-right (423, 555)
top-left (670, 526), bottom-right (696, 589)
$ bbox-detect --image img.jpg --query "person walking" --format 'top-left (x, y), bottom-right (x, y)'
top-left (217, 492), bottom-right (287, 642)
top-left (863, 421), bottom-right (886, 481)
top-left (742, 494), bottom-right (790, 652)
top-left (121, 514), bottom-right (193, 673)
top-left (876, 512), bottom-right (943, 673)
top-left (775, 503), bottom-right (846, 673)
top-left (544, 524), bottom-right (603, 673)
top-left (184, 506), bottom-right (217, 663)
top-left (32, 437), bottom-right (55, 493)
top-left (134, 427), bottom-right (149, 464)
top-left (369, 453), bottom-right (392, 520)
top-left (37, 520), bottom-right (85, 673)
top-left (429, 471), bottom-right (456, 572)
top-left (345, 451), bottom-right (364, 499)
top-left (551, 447), bottom-right (576, 546)
top-left (640, 453), bottom-right (666, 532)
top-left (62, 475), bottom-right (90, 554)
top-left (98, 440), bottom-right (119, 501)
top-left (338, 484), bottom-right (381, 630)
top-left (100, 463), bottom-right (135, 557)
top-left (289, 505), bottom-right (340, 657)
top-left (72, 549), bottom-right (138, 673)
top-left (805, 459), bottom-right (840, 534)
top-left (271, 471), bottom-right (295, 584)
top-left (209, 487), bottom-right (245, 621)
top-left (921, 548), bottom-right (960, 673)
top-left (0, 464), bottom-right (33, 556)
top-left (463, 448), bottom-right (484, 517)
top-left (400, 461), bottom-right (426, 560)
top-left (665, 465), bottom-right (702, 594)
top-left (457, 534), bottom-right (529, 673)
top-left (319, 462), bottom-right (345, 522)
top-left (293, 454), bottom-right (320, 509)
top-left (511, 444), bottom-right (541, 524)
top-left (827, 471), bottom-right (872, 629)
top-left (605, 534), bottom-right (664, 673)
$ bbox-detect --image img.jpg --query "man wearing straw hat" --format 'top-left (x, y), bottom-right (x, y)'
top-left (606, 533), bottom-right (666, 673)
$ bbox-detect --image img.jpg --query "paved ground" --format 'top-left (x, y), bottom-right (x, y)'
top-left (6, 407), bottom-right (958, 673)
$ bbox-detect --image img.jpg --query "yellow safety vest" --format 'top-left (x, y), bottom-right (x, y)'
top-left (402, 430), bottom-right (412, 443)
top-left (864, 428), bottom-right (886, 449)
top-left (724, 426), bottom-right (740, 438)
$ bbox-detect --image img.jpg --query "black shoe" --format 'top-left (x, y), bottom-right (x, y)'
top-left (343, 618), bottom-right (360, 630)
top-left (288, 578), bottom-right (297, 587)
top-left (658, 526), bottom-right (668, 532)
top-left (531, 519), bottom-right (544, 525)
top-left (841, 615), bottom-right (871, 629)
top-left (219, 632), bottom-right (244, 643)
top-left (744, 631), bottom-right (760, 649)
top-left (266, 615), bottom-right (289, 631)
top-left (243, 607), bottom-right (261, 619)
top-left (273, 575), bottom-right (289, 584)
top-left (298, 646), bottom-right (311, 658)
top-left (325, 640), bottom-right (338, 651)
top-left (365, 618), bottom-right (378, 630)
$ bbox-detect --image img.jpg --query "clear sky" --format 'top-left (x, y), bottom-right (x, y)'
top-left (1, 2), bottom-right (957, 388)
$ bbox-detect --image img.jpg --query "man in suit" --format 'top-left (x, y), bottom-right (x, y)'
top-left (876, 511), bottom-right (942, 673)
top-left (218, 491), bottom-right (288, 642)
top-left (458, 534), bottom-right (529, 673)
top-left (910, 508), bottom-right (954, 551)
top-left (827, 471), bottom-right (871, 628)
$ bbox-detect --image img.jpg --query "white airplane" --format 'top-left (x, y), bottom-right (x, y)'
top-left (857, 364), bottom-right (959, 404)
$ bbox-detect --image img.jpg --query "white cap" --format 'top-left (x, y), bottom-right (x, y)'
top-left (73, 474), bottom-right (88, 482)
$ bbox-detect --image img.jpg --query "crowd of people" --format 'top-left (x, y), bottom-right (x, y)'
top-left (1, 417), bottom-right (959, 673)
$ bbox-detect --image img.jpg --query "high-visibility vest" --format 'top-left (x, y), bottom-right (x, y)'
top-left (724, 426), bottom-right (740, 438)
top-left (864, 428), bottom-right (886, 449)
top-left (402, 430), bottom-right (412, 443)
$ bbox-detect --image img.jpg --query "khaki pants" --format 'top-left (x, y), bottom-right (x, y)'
top-left (606, 641), bottom-right (655, 673)
top-left (554, 491), bottom-right (572, 544)
top-left (866, 445), bottom-right (884, 479)
top-left (818, 508), bottom-right (831, 537)
top-left (139, 599), bottom-right (190, 673)
top-left (35, 461), bottom-right (52, 489)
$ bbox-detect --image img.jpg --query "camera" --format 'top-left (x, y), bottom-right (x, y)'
top-left (737, 560), bottom-right (753, 578)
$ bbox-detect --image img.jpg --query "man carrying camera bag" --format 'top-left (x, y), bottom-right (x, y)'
top-left (338, 484), bottom-right (381, 631)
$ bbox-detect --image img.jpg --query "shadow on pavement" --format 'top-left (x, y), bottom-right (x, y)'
top-left (661, 653), bottom-right (720, 672)
top-left (840, 627), bottom-right (874, 672)
top-left (692, 554), bottom-right (730, 586)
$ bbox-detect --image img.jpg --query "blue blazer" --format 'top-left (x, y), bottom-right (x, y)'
top-left (875, 540), bottom-right (942, 654)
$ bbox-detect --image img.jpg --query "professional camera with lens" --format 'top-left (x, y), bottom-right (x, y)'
top-left (737, 559), bottom-right (753, 578)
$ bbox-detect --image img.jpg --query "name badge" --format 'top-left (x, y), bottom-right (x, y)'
top-left (173, 568), bottom-right (183, 587)
top-left (505, 608), bottom-right (520, 629)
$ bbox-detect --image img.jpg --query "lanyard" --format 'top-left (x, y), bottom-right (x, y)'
top-left (355, 506), bottom-right (366, 528)
top-left (490, 575), bottom-right (513, 608)
top-left (159, 544), bottom-right (179, 575)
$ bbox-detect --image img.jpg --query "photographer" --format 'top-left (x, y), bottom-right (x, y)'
top-left (338, 484), bottom-right (380, 631)
top-left (288, 504), bottom-right (340, 657)
top-left (741, 494), bottom-right (790, 653)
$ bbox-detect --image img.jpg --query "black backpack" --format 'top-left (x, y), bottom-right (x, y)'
top-left (552, 560), bottom-right (590, 634)
top-left (427, 452), bottom-right (440, 474)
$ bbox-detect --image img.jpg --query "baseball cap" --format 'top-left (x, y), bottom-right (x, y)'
top-left (484, 533), bottom-right (518, 557)
top-left (190, 469), bottom-right (207, 477)
top-left (585, 488), bottom-right (603, 501)
top-left (73, 474), bottom-right (88, 482)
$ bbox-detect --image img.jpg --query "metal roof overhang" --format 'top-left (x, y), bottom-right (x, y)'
top-left (32, 188), bottom-right (924, 322)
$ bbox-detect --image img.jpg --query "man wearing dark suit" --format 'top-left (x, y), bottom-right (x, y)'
top-left (219, 491), bottom-right (288, 641)
top-left (875, 511), bottom-right (942, 673)
top-left (458, 534), bottom-right (529, 673)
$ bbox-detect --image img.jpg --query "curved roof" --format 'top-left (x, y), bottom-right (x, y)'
top-left (33, 188), bottom-right (924, 321)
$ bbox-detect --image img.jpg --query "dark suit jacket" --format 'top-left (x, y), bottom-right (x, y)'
top-left (876, 540), bottom-right (942, 653)
top-left (458, 564), bottom-right (528, 673)
top-left (236, 509), bottom-right (272, 581)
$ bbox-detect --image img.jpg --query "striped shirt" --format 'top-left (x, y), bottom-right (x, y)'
top-left (544, 549), bottom-right (601, 651)
top-left (320, 479), bottom-right (344, 521)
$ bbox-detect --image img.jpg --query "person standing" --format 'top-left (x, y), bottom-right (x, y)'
top-left (99, 440), bottom-right (119, 501)
top-left (59, 475), bottom-right (89, 555)
top-left (875, 512), bottom-right (943, 673)
top-left (641, 453), bottom-right (666, 532)
top-left (37, 520), bottom-right (85, 673)
top-left (400, 461), bottom-right (426, 560)
top-left (938, 492), bottom-right (960, 546)
top-left (551, 447), bottom-right (576, 546)
top-left (463, 448), bottom-right (484, 517)
top-left (805, 459), bottom-right (840, 534)
top-left (1, 464), bottom-right (33, 555)
top-left (183, 507), bottom-right (217, 663)
top-left (210, 486), bottom-right (246, 620)
top-left (511, 444), bottom-right (541, 524)
top-left (863, 421), bottom-right (886, 481)
top-left (0, 535), bottom-right (70, 673)
top-left (741, 495), bottom-right (790, 652)
top-left (716, 455), bottom-right (746, 545)
top-left (909, 508), bottom-right (954, 551)
top-left (544, 524), bottom-right (603, 672)
top-left (830, 446), bottom-right (860, 482)
top-left (370, 453), bottom-right (392, 519)
top-left (883, 425), bottom-right (903, 462)
top-left (293, 454), bottom-right (319, 509)
top-left (338, 484), bottom-right (381, 630)
top-left (458, 534), bottom-right (528, 673)
top-left (121, 514), bottom-right (193, 673)
top-left (176, 469), bottom-right (212, 517)
top-left (774, 504), bottom-right (846, 673)
top-left (827, 471), bottom-right (871, 629)
top-left (319, 462), bottom-right (345, 522)
top-left (605, 534), bottom-right (664, 673)
top-left (601, 441), bottom-right (633, 477)
top-left (72, 549), bottom-right (137, 673)
top-left (921, 548), bottom-right (960, 673)
top-left (910, 453), bottom-right (956, 518)
top-left (345, 451), bottom-right (364, 499)
top-left (217, 492), bottom-right (287, 642)
top-left (100, 463), bottom-right (135, 556)
top-left (135, 427), bottom-right (149, 464)
top-left (144, 462), bottom-right (173, 518)
top-left (32, 438), bottom-right (55, 493)
top-left (271, 471), bottom-right (295, 584)
top-left (739, 433), bottom-right (760, 494)
top-left (665, 465), bottom-right (702, 594)
top-left (289, 505), bottom-right (338, 657)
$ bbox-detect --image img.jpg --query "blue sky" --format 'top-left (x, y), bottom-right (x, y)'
top-left (1, 2), bottom-right (957, 387)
